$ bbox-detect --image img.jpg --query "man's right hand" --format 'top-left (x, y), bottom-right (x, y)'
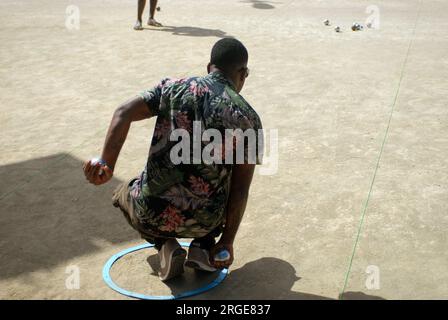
top-left (83, 160), bottom-right (113, 186)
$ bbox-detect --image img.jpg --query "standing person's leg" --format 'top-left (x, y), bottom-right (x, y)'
top-left (134, 0), bottom-right (146, 30)
top-left (148, 0), bottom-right (163, 27)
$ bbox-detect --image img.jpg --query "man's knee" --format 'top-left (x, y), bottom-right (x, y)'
top-left (112, 182), bottom-right (126, 207)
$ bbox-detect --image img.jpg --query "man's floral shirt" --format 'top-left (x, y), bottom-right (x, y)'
top-left (129, 71), bottom-right (263, 238)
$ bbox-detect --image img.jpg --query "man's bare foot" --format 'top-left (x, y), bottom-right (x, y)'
top-left (147, 18), bottom-right (163, 27)
top-left (134, 20), bottom-right (143, 30)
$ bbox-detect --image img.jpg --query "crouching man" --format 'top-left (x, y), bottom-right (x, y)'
top-left (82, 38), bottom-right (263, 281)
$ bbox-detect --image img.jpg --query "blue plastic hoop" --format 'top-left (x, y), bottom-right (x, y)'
top-left (102, 242), bottom-right (228, 300)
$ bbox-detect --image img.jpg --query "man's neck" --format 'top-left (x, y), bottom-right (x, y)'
top-left (209, 67), bottom-right (237, 90)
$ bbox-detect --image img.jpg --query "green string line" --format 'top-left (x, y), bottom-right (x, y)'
top-left (339, 0), bottom-right (423, 299)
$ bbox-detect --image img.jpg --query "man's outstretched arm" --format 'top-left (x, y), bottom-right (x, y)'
top-left (210, 163), bottom-right (256, 268)
top-left (83, 96), bottom-right (155, 185)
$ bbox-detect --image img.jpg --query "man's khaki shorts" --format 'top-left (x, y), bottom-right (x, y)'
top-left (112, 178), bottom-right (225, 244)
top-left (112, 178), bottom-right (164, 243)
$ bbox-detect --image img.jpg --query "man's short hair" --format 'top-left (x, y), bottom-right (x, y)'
top-left (210, 38), bottom-right (248, 72)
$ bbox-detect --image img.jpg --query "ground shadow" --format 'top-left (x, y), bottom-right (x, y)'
top-left (240, 0), bottom-right (278, 10)
top-left (146, 255), bottom-right (385, 300)
top-left (145, 25), bottom-right (229, 38)
top-left (187, 257), bottom-right (385, 300)
top-left (0, 154), bottom-right (385, 299)
top-left (0, 153), bottom-right (138, 279)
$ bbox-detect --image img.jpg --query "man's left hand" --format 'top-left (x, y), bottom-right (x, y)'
top-left (209, 241), bottom-right (234, 269)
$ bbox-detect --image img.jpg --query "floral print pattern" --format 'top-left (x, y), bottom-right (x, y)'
top-left (159, 206), bottom-right (185, 232)
top-left (129, 71), bottom-right (263, 238)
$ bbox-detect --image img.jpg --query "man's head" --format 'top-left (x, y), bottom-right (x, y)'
top-left (207, 38), bottom-right (249, 93)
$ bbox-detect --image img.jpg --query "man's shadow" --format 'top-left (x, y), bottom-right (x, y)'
top-left (145, 25), bottom-right (228, 38)
top-left (147, 256), bottom-right (385, 300)
top-left (240, 0), bottom-right (279, 10)
top-left (0, 153), bottom-right (138, 280)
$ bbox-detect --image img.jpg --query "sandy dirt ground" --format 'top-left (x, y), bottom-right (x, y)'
top-left (0, 0), bottom-right (447, 299)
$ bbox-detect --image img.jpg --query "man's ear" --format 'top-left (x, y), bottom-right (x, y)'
top-left (239, 69), bottom-right (246, 82)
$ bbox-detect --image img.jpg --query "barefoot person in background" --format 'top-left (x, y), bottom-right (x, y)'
top-left (134, 0), bottom-right (162, 30)
top-left (82, 38), bottom-right (263, 281)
